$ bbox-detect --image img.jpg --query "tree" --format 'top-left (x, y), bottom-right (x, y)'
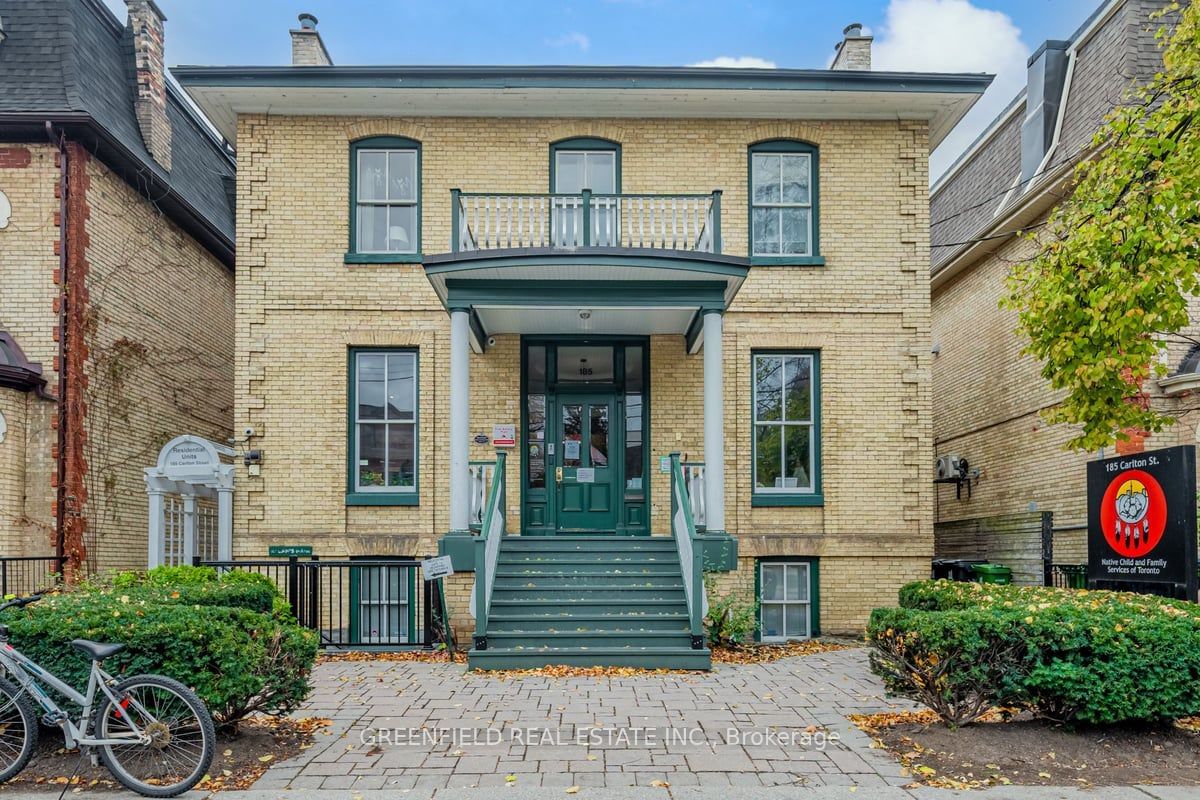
top-left (1005, 2), bottom-right (1199, 451)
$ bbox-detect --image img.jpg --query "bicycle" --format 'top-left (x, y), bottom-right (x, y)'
top-left (0, 593), bottom-right (215, 797)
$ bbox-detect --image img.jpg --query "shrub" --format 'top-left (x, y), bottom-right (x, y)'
top-left (870, 580), bottom-right (1200, 726)
top-left (868, 606), bottom-right (1026, 726)
top-left (704, 576), bottom-right (757, 647)
top-left (5, 571), bottom-right (318, 725)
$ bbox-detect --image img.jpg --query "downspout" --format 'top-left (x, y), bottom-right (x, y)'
top-left (47, 121), bottom-right (66, 566)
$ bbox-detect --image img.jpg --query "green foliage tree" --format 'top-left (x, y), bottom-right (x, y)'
top-left (1005, 2), bottom-right (1199, 450)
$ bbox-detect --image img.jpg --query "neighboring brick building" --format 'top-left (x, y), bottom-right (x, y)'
top-left (0, 0), bottom-right (235, 578)
top-left (178, 18), bottom-right (989, 667)
top-left (930, 0), bottom-right (1182, 582)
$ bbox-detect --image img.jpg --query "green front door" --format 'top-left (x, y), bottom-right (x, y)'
top-left (555, 393), bottom-right (619, 532)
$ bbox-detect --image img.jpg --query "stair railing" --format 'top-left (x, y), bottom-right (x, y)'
top-left (669, 452), bottom-right (706, 650)
top-left (472, 450), bottom-right (507, 650)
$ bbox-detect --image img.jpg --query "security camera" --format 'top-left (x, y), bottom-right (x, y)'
top-left (486, 336), bottom-right (497, 348)
top-left (243, 426), bottom-right (256, 438)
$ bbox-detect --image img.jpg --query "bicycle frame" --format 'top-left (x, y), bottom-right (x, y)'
top-left (0, 641), bottom-right (151, 750)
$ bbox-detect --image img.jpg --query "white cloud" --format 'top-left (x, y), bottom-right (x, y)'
top-left (688, 56), bottom-right (777, 69)
top-left (872, 0), bottom-right (1030, 181)
top-left (546, 32), bottom-right (591, 52)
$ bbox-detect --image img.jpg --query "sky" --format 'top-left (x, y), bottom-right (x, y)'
top-left (103, 0), bottom-right (1103, 178)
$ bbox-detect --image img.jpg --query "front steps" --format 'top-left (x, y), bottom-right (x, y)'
top-left (468, 536), bottom-right (711, 670)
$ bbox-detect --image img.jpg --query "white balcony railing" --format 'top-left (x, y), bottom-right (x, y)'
top-left (452, 190), bottom-right (722, 254)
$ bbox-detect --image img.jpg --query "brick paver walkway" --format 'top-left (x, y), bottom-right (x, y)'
top-left (253, 647), bottom-right (920, 792)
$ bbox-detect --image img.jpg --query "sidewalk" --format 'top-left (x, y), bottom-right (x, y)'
top-left (3, 648), bottom-right (1193, 799)
top-left (1, 785), bottom-right (1197, 799)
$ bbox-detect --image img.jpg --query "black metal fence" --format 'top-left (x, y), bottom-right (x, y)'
top-left (0, 556), bottom-right (65, 597)
top-left (1047, 563), bottom-right (1087, 589)
top-left (196, 556), bottom-right (450, 650)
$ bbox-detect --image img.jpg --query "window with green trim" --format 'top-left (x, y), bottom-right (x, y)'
top-left (551, 137), bottom-right (620, 247)
top-left (749, 140), bottom-right (818, 260)
top-left (351, 350), bottom-right (418, 495)
top-left (351, 137), bottom-right (420, 256)
top-left (759, 560), bottom-right (815, 641)
top-left (752, 351), bottom-right (819, 497)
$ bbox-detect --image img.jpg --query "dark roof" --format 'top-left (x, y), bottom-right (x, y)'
top-left (173, 64), bottom-right (993, 94)
top-left (0, 0), bottom-right (234, 265)
top-left (929, 0), bottom-right (1170, 276)
top-left (0, 331), bottom-right (46, 394)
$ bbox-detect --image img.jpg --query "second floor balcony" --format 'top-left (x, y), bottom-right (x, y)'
top-left (451, 189), bottom-right (722, 254)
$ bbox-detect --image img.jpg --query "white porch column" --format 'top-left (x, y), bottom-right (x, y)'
top-left (181, 493), bottom-right (197, 565)
top-left (702, 310), bottom-right (726, 533)
top-left (449, 309), bottom-right (471, 533)
top-left (146, 484), bottom-right (165, 568)
top-left (216, 484), bottom-right (234, 561)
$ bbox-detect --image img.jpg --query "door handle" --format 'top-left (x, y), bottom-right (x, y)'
top-left (556, 467), bottom-right (563, 484)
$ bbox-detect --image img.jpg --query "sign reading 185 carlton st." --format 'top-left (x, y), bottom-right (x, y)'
top-left (1087, 444), bottom-right (1198, 594)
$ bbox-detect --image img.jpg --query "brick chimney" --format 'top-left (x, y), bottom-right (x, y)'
top-left (291, 13), bottom-right (333, 66)
top-left (831, 23), bottom-right (872, 71)
top-left (126, 0), bottom-right (171, 170)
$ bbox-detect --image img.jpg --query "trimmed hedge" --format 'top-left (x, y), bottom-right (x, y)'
top-left (869, 580), bottom-right (1200, 726)
top-left (6, 567), bottom-right (317, 724)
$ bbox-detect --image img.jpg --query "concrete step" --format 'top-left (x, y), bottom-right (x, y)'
top-left (486, 630), bottom-right (694, 648)
top-left (488, 598), bottom-right (688, 614)
top-left (493, 574), bottom-right (684, 589)
top-left (468, 645), bottom-right (711, 670)
top-left (486, 612), bottom-right (691, 632)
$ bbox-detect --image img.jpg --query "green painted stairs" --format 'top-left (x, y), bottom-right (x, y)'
top-left (468, 536), bottom-right (711, 670)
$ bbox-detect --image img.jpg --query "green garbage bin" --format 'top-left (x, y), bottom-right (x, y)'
top-left (971, 563), bottom-right (1012, 585)
top-left (1060, 564), bottom-right (1088, 590)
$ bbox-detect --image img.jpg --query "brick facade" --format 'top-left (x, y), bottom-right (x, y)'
top-left (0, 141), bottom-right (234, 574)
top-left (930, 0), bottom-right (1180, 567)
top-left (233, 114), bottom-right (933, 634)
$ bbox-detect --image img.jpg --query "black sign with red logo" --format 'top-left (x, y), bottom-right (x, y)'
top-left (1087, 445), bottom-right (1198, 597)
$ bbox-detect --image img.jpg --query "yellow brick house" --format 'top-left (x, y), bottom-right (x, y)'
top-left (177, 18), bottom-right (989, 668)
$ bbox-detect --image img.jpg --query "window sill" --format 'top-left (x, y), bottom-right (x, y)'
top-left (344, 252), bottom-right (423, 265)
top-left (750, 256), bottom-right (826, 267)
top-left (346, 492), bottom-right (419, 507)
top-left (752, 493), bottom-right (824, 507)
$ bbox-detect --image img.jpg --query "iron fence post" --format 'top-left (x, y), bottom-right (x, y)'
top-left (192, 555), bottom-right (201, 568)
top-left (1041, 511), bottom-right (1054, 587)
top-left (423, 565), bottom-right (434, 649)
top-left (306, 555), bottom-right (319, 630)
top-left (2, 560), bottom-right (8, 599)
top-left (287, 556), bottom-right (300, 619)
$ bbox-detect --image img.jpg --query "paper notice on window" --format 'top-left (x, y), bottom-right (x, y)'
top-left (564, 439), bottom-right (581, 460)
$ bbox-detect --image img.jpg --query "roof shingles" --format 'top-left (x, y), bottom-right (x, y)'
top-left (0, 0), bottom-right (234, 252)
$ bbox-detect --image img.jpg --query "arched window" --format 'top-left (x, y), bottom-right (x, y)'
top-left (348, 136), bottom-right (421, 262)
top-left (748, 140), bottom-right (821, 264)
top-left (549, 137), bottom-right (621, 194)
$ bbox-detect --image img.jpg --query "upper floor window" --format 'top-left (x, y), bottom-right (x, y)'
top-left (350, 137), bottom-right (421, 259)
top-left (749, 140), bottom-right (820, 264)
top-left (551, 138), bottom-right (620, 247)
top-left (752, 351), bottom-right (822, 506)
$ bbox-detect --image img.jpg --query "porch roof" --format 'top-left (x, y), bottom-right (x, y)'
top-left (423, 248), bottom-right (748, 353)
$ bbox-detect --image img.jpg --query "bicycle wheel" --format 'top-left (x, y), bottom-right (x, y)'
top-left (93, 674), bottom-right (214, 798)
top-left (0, 676), bottom-right (37, 783)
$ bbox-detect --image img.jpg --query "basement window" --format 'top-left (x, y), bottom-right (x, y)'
top-left (758, 559), bottom-right (818, 641)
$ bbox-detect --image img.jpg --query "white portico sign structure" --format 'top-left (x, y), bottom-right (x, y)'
top-left (144, 435), bottom-right (235, 567)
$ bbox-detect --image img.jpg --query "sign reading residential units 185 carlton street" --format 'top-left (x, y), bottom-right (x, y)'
top-left (1087, 445), bottom-right (1198, 596)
